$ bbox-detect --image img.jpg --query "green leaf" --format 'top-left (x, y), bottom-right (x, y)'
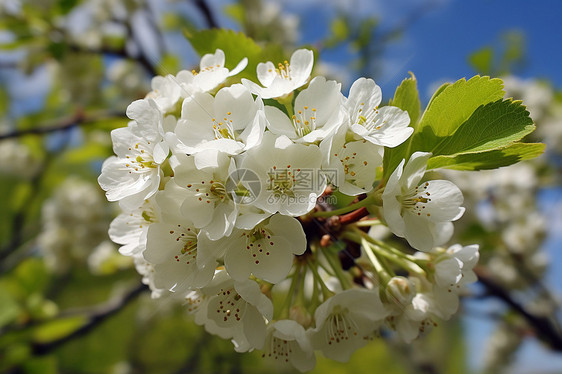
top-left (469, 46), bottom-right (494, 74)
top-left (427, 142), bottom-right (545, 170)
top-left (157, 53), bottom-right (181, 76)
top-left (10, 258), bottom-right (49, 297)
top-left (432, 99), bottom-right (535, 156)
top-left (184, 29), bottom-right (287, 83)
top-left (402, 76), bottom-right (506, 168)
top-left (63, 142), bottom-right (111, 164)
top-left (419, 76), bottom-right (504, 138)
top-left (324, 17), bottom-right (350, 47)
top-left (21, 356), bottom-right (58, 374)
top-left (426, 81), bottom-right (451, 109)
top-left (32, 316), bottom-right (87, 344)
top-left (383, 73), bottom-right (421, 179)
top-left (0, 287), bottom-right (21, 328)
top-left (184, 28), bottom-right (262, 71)
top-left (390, 72), bottom-right (421, 125)
top-left (223, 4), bottom-right (245, 25)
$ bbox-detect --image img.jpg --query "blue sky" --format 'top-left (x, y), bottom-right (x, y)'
top-left (268, 0), bottom-right (562, 101)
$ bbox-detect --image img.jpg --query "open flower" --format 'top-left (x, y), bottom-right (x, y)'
top-left (171, 151), bottom-right (238, 240)
top-left (193, 271), bottom-right (274, 352)
top-left (202, 214), bottom-right (306, 283)
top-left (98, 98), bottom-right (173, 210)
top-left (320, 125), bottom-right (383, 195)
top-left (261, 320), bottom-right (316, 372)
top-left (108, 198), bottom-right (159, 257)
top-left (143, 215), bottom-right (215, 293)
top-left (308, 289), bottom-right (388, 362)
top-left (174, 49), bottom-right (248, 94)
top-left (171, 84), bottom-right (265, 156)
top-left (382, 152), bottom-right (465, 252)
top-left (264, 76), bottom-right (344, 143)
top-left (346, 77), bottom-right (412, 148)
top-left (242, 49), bottom-right (314, 99)
top-left (241, 132), bottom-right (325, 216)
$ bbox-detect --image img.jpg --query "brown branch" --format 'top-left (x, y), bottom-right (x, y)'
top-left (31, 282), bottom-right (148, 355)
top-left (68, 43), bottom-right (158, 77)
top-left (192, 0), bottom-right (219, 29)
top-left (0, 110), bottom-right (125, 140)
top-left (340, 207), bottom-right (370, 225)
top-left (475, 266), bottom-right (562, 351)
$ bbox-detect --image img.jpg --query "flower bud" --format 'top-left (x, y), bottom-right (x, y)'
top-left (385, 276), bottom-right (416, 307)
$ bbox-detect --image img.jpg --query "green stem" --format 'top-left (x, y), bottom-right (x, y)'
top-left (312, 193), bottom-right (380, 218)
top-left (277, 264), bottom-right (301, 320)
top-left (361, 238), bottom-right (392, 284)
top-left (307, 258), bottom-right (333, 300)
top-left (283, 102), bottom-right (294, 118)
top-left (344, 228), bottom-right (425, 277)
top-left (354, 219), bottom-right (381, 227)
top-left (322, 249), bottom-right (352, 290)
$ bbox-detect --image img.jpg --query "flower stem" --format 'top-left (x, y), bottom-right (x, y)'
top-left (361, 237), bottom-right (392, 284)
top-left (312, 192), bottom-right (381, 218)
top-left (322, 248), bottom-right (352, 290)
top-left (277, 264), bottom-right (301, 319)
top-left (307, 258), bottom-right (333, 300)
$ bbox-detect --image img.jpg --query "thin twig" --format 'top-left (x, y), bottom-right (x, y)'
top-left (0, 110), bottom-right (124, 140)
top-left (475, 266), bottom-right (562, 351)
top-left (68, 43), bottom-right (158, 77)
top-left (193, 0), bottom-right (219, 29)
top-left (31, 282), bottom-right (148, 355)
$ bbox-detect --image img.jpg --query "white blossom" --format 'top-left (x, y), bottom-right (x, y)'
top-left (171, 84), bottom-right (266, 156)
top-left (214, 214), bottom-right (307, 283)
top-left (242, 49), bottom-right (314, 99)
top-left (346, 77), bottom-right (412, 147)
top-left (265, 76), bottom-right (345, 142)
top-left (382, 152), bottom-right (465, 251)
top-left (308, 289), bottom-right (388, 362)
top-left (261, 320), bottom-right (316, 372)
top-left (241, 132), bottom-right (326, 216)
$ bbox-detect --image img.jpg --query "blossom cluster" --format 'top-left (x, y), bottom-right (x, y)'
top-left (99, 48), bottom-right (479, 370)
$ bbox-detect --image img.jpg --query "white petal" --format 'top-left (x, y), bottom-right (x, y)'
top-left (268, 214), bottom-right (307, 255)
top-left (229, 57), bottom-right (248, 76)
top-left (423, 180), bottom-right (465, 222)
top-left (288, 49), bottom-right (314, 85)
top-left (256, 61), bottom-right (277, 87)
top-left (265, 105), bottom-right (298, 138)
top-left (403, 151), bottom-right (431, 190)
top-left (403, 212), bottom-right (437, 251)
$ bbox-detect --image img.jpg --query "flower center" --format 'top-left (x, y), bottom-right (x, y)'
top-left (185, 290), bottom-right (204, 314)
top-left (242, 227), bottom-right (275, 265)
top-left (355, 103), bottom-right (383, 132)
top-left (275, 60), bottom-right (292, 80)
top-left (211, 112), bottom-right (236, 140)
top-left (325, 307), bottom-right (359, 345)
top-left (400, 182), bottom-right (432, 217)
top-left (191, 63), bottom-right (222, 76)
top-left (263, 337), bottom-right (293, 362)
top-left (334, 142), bottom-right (371, 186)
top-left (267, 165), bottom-right (296, 198)
top-left (125, 141), bottom-right (156, 173)
top-left (210, 287), bottom-right (247, 326)
top-left (186, 179), bottom-right (229, 205)
top-left (170, 225), bottom-right (198, 265)
top-left (292, 106), bottom-right (317, 137)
